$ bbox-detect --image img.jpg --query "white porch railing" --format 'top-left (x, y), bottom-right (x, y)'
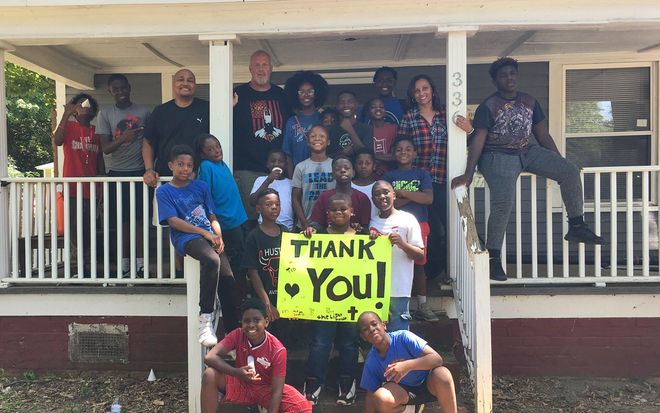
top-left (469, 165), bottom-right (660, 285)
top-left (2, 176), bottom-right (183, 285)
top-left (452, 186), bottom-right (492, 413)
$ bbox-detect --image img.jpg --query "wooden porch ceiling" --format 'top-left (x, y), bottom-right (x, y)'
top-left (5, 24), bottom-right (660, 89)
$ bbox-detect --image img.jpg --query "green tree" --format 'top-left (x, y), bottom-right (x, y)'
top-left (565, 101), bottom-right (614, 134)
top-left (5, 62), bottom-right (55, 174)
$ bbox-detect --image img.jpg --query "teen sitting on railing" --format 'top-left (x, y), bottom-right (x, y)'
top-left (451, 56), bottom-right (605, 282)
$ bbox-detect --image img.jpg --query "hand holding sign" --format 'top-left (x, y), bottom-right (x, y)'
top-left (277, 233), bottom-right (392, 322)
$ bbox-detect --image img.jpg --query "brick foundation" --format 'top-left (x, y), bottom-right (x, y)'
top-left (0, 316), bottom-right (187, 372)
top-left (490, 318), bottom-right (660, 377)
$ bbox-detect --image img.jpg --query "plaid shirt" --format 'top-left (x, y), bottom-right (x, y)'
top-left (397, 107), bottom-right (448, 184)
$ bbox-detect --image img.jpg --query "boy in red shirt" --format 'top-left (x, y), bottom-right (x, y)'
top-left (201, 298), bottom-right (311, 413)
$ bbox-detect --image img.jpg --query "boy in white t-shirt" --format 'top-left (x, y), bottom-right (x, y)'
top-left (249, 149), bottom-right (294, 231)
top-left (369, 180), bottom-right (424, 332)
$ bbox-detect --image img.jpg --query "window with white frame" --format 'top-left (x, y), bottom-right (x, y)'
top-left (564, 65), bottom-right (653, 200)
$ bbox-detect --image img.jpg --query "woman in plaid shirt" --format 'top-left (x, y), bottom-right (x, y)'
top-left (398, 74), bottom-right (449, 286)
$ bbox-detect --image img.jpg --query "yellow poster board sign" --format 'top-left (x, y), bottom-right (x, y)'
top-left (277, 232), bottom-right (392, 323)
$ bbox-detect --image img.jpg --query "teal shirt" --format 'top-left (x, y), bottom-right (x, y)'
top-left (197, 159), bottom-right (247, 230)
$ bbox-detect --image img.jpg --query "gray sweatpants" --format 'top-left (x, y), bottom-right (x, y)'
top-left (479, 145), bottom-right (583, 251)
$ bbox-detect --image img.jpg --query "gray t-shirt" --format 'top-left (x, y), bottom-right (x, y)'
top-left (96, 103), bottom-right (151, 172)
top-left (291, 157), bottom-right (335, 219)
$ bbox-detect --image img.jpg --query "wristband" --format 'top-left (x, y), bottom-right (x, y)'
top-left (468, 128), bottom-right (475, 135)
top-left (145, 168), bottom-right (154, 173)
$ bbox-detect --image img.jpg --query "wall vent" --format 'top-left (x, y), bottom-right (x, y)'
top-left (68, 323), bottom-right (129, 364)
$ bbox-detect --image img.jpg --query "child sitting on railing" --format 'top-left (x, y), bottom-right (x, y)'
top-left (155, 144), bottom-right (236, 347)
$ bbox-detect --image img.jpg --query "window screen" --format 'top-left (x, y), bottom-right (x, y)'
top-left (566, 67), bottom-right (650, 134)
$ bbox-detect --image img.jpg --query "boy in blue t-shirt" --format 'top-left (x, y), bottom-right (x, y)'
top-left (156, 144), bottom-right (238, 348)
top-left (384, 137), bottom-right (438, 322)
top-left (358, 311), bottom-right (457, 413)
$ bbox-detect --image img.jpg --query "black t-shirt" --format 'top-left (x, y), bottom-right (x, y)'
top-left (327, 121), bottom-right (372, 157)
top-left (144, 98), bottom-right (210, 175)
top-left (233, 83), bottom-right (292, 172)
top-left (473, 91), bottom-right (544, 154)
top-left (242, 224), bottom-right (286, 306)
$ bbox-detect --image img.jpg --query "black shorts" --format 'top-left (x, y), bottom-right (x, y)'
top-left (398, 380), bottom-right (435, 405)
top-left (107, 169), bottom-right (147, 225)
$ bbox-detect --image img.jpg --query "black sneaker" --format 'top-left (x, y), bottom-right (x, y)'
top-left (303, 377), bottom-right (321, 406)
top-left (489, 258), bottom-right (507, 281)
top-left (564, 224), bottom-right (606, 245)
top-left (336, 376), bottom-right (356, 405)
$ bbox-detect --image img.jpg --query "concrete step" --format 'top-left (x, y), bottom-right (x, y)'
top-left (218, 387), bottom-right (470, 413)
top-left (215, 310), bottom-right (467, 412)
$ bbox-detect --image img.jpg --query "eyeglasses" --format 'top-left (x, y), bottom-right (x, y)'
top-left (298, 89), bottom-right (315, 96)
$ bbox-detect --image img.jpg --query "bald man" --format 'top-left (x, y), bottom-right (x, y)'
top-left (233, 50), bottom-right (292, 221)
top-left (143, 68), bottom-right (210, 184)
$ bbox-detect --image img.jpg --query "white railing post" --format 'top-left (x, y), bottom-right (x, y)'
top-left (453, 186), bottom-right (493, 413)
top-left (0, 49), bottom-right (10, 279)
top-left (185, 256), bottom-right (203, 413)
top-left (472, 251), bottom-right (492, 412)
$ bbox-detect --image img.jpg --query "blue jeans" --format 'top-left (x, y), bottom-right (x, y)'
top-left (388, 297), bottom-right (411, 332)
top-left (305, 321), bottom-right (358, 383)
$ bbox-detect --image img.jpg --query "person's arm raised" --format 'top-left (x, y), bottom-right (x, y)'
top-left (450, 128), bottom-right (487, 189)
top-left (53, 100), bottom-right (78, 146)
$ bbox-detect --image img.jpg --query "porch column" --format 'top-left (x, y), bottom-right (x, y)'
top-left (445, 30), bottom-right (468, 279)
top-left (206, 35), bottom-right (236, 169)
top-left (183, 34), bottom-right (236, 413)
top-left (0, 48), bottom-right (8, 277)
top-left (160, 72), bottom-right (173, 103)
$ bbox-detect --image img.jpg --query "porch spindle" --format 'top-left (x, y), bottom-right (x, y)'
top-left (156, 181), bottom-right (164, 279)
top-left (63, 183), bottom-right (70, 279)
top-left (594, 173), bottom-right (601, 277)
top-left (50, 181), bottom-right (58, 279)
top-left (90, 180), bottom-right (97, 278)
top-left (10, 183), bottom-right (19, 277)
top-left (579, 172), bottom-right (585, 278)
top-left (37, 183), bottom-right (45, 279)
top-left (610, 172), bottom-right (618, 277)
top-left (103, 181), bottom-right (110, 279)
top-left (531, 176), bottom-right (538, 278)
top-left (116, 181), bottom-right (123, 279)
top-left (515, 177), bottom-right (522, 278)
top-left (129, 181), bottom-right (136, 278)
top-left (142, 182), bottom-right (150, 278)
top-left (642, 171), bottom-right (649, 277)
top-left (546, 179), bottom-right (553, 278)
top-left (23, 182), bottom-right (32, 278)
top-left (626, 171), bottom-right (633, 277)
top-left (76, 182), bottom-right (83, 277)
top-left (562, 200), bottom-right (569, 278)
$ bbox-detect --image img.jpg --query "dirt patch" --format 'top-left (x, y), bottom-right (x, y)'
top-left (0, 370), bottom-right (187, 413)
top-left (459, 374), bottom-right (660, 413)
top-left (1, 370), bottom-right (659, 412)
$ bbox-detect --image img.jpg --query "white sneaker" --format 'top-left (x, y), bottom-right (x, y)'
top-left (198, 313), bottom-right (218, 347)
top-left (414, 302), bottom-right (439, 322)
